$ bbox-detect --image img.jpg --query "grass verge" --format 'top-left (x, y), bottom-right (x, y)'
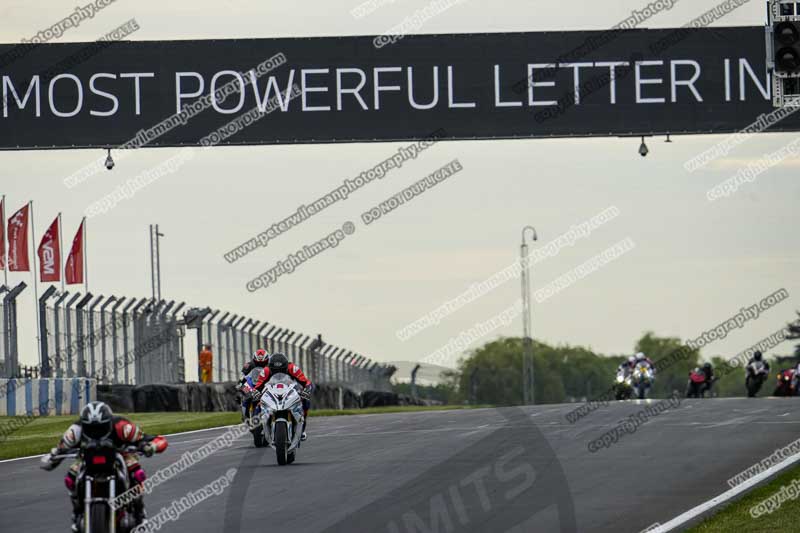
top-left (686, 463), bottom-right (800, 532)
top-left (0, 404), bottom-right (482, 460)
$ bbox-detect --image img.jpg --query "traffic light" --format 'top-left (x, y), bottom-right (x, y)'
top-left (774, 20), bottom-right (800, 74)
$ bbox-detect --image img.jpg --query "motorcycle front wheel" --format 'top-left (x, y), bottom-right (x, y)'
top-left (89, 502), bottom-right (110, 533)
top-left (274, 422), bottom-right (289, 465)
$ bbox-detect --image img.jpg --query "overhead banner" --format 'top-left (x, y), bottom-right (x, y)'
top-left (0, 26), bottom-right (798, 149)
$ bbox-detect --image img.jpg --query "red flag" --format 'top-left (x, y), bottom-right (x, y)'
top-left (65, 220), bottom-right (84, 285)
top-left (37, 216), bottom-right (60, 282)
top-left (0, 198), bottom-right (5, 271)
top-left (7, 204), bottom-right (30, 271)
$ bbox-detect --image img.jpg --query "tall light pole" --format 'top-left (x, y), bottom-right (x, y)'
top-left (149, 224), bottom-right (164, 300)
top-left (520, 226), bottom-right (538, 405)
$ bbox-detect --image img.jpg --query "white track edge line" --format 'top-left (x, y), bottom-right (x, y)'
top-left (652, 451), bottom-right (800, 532)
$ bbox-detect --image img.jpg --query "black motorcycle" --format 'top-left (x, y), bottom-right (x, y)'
top-left (745, 361), bottom-right (768, 397)
top-left (44, 437), bottom-right (153, 533)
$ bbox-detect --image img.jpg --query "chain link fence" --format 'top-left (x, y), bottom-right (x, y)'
top-left (21, 290), bottom-right (394, 391)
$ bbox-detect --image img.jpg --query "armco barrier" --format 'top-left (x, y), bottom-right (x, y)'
top-left (0, 378), bottom-right (96, 416)
top-left (97, 384), bottom-right (423, 412)
top-left (361, 391), bottom-right (426, 408)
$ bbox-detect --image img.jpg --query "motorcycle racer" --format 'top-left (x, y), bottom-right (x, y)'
top-left (634, 351), bottom-right (655, 370)
top-left (238, 349), bottom-right (271, 420)
top-left (239, 348), bottom-right (271, 383)
top-left (617, 355), bottom-right (637, 374)
top-left (40, 401), bottom-right (168, 532)
top-left (252, 352), bottom-right (314, 441)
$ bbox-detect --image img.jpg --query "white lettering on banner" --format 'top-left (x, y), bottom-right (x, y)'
top-left (42, 241), bottom-right (56, 275)
top-left (0, 59), bottom-right (778, 119)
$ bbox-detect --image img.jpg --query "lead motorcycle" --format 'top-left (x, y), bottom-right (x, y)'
top-left (631, 362), bottom-right (654, 399)
top-left (257, 373), bottom-right (305, 465)
top-left (41, 437), bottom-right (156, 533)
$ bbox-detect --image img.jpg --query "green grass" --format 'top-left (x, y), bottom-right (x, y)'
top-left (0, 405), bottom-right (481, 460)
top-left (687, 464), bottom-right (800, 532)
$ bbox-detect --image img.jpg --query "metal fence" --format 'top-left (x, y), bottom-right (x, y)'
top-left (192, 308), bottom-right (393, 392)
top-left (24, 290), bottom-right (393, 391)
top-left (0, 282), bottom-right (26, 379)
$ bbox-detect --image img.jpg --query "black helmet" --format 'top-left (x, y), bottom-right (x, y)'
top-left (80, 401), bottom-right (113, 440)
top-left (703, 362), bottom-right (712, 370)
top-left (754, 351), bottom-right (763, 361)
top-left (268, 353), bottom-right (289, 375)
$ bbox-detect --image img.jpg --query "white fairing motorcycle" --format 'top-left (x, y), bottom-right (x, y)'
top-left (632, 362), bottom-right (655, 399)
top-left (259, 373), bottom-right (305, 465)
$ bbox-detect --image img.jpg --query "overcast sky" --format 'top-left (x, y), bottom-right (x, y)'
top-left (2, 0), bottom-right (799, 380)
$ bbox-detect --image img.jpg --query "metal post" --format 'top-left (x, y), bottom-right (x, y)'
top-left (53, 291), bottom-right (69, 378)
top-left (149, 225), bottom-right (155, 300)
top-left (99, 296), bottom-right (116, 383)
top-left (87, 296), bottom-right (104, 379)
top-left (75, 293), bottom-right (93, 378)
top-left (121, 299), bottom-right (136, 384)
top-left (231, 316), bottom-right (246, 380)
top-left (2, 282), bottom-right (27, 378)
top-left (247, 320), bottom-right (260, 356)
top-left (521, 226), bottom-right (538, 405)
top-left (269, 327), bottom-right (283, 353)
top-left (110, 297), bottom-right (126, 383)
top-left (155, 225), bottom-right (163, 300)
top-left (262, 325), bottom-right (276, 355)
top-left (320, 344), bottom-right (334, 383)
top-left (239, 318), bottom-right (253, 368)
top-left (130, 299), bottom-right (148, 385)
top-left (158, 301), bottom-right (175, 383)
top-left (38, 286), bottom-right (57, 377)
top-left (215, 312), bottom-right (229, 382)
top-left (64, 293), bottom-right (81, 378)
top-left (332, 348), bottom-right (344, 382)
top-left (342, 352), bottom-right (353, 385)
top-left (168, 303), bottom-right (185, 383)
top-left (226, 315), bottom-right (242, 381)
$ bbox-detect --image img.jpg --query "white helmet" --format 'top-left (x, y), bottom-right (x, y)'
top-left (635, 352), bottom-right (646, 361)
top-left (627, 356), bottom-right (636, 365)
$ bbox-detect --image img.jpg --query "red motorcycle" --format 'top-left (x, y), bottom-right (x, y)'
top-left (773, 369), bottom-right (796, 397)
top-left (686, 368), bottom-right (712, 398)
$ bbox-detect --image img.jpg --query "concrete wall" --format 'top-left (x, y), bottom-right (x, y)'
top-left (0, 378), bottom-right (96, 416)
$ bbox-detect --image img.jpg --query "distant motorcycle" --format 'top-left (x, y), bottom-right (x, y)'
top-left (773, 369), bottom-right (796, 397)
top-left (614, 368), bottom-right (634, 400)
top-left (239, 367), bottom-right (267, 447)
top-left (745, 361), bottom-right (769, 397)
top-left (631, 363), bottom-right (654, 399)
top-left (258, 373), bottom-right (306, 465)
top-left (686, 368), bottom-right (712, 398)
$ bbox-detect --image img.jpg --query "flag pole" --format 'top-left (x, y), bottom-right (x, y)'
top-left (1, 195), bottom-right (7, 287)
top-left (29, 200), bottom-right (42, 364)
top-left (82, 216), bottom-right (88, 293)
top-left (58, 212), bottom-right (65, 293)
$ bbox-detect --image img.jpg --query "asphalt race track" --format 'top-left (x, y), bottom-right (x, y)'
top-left (2, 399), bottom-right (799, 532)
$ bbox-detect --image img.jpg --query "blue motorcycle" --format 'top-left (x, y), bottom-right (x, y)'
top-left (240, 367), bottom-right (267, 447)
